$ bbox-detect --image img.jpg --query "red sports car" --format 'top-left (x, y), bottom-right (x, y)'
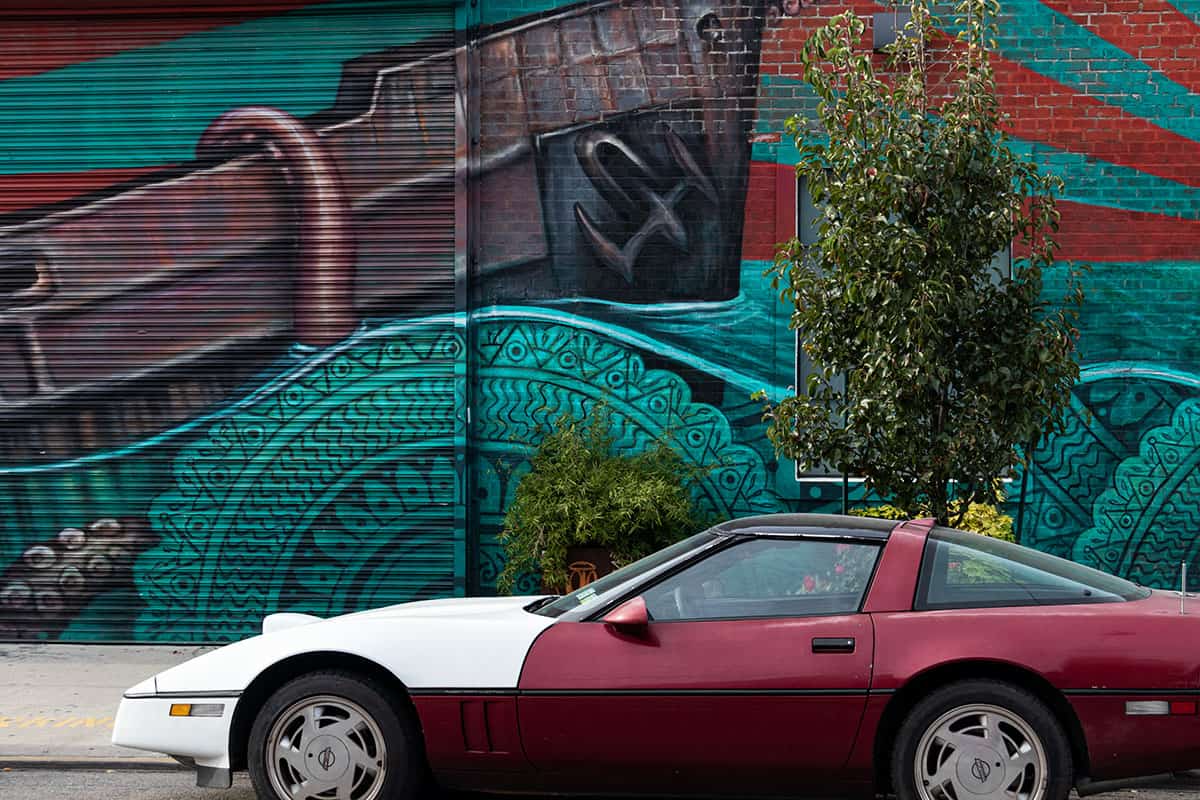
top-left (114, 514), bottom-right (1200, 800)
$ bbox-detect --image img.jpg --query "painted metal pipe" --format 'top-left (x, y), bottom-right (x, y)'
top-left (196, 106), bottom-right (356, 347)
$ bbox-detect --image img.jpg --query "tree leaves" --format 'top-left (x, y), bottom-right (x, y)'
top-left (760, 0), bottom-right (1085, 525)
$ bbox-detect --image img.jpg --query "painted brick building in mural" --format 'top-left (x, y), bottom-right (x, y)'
top-left (0, 0), bottom-right (1194, 642)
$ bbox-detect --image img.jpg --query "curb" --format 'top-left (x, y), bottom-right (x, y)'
top-left (1077, 772), bottom-right (1200, 797)
top-left (0, 756), bottom-right (183, 772)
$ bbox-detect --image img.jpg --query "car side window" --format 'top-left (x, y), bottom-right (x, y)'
top-left (642, 538), bottom-right (880, 621)
top-left (916, 528), bottom-right (1149, 610)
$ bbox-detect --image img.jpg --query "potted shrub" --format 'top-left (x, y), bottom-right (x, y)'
top-left (495, 406), bottom-right (705, 595)
top-left (851, 500), bottom-right (1014, 542)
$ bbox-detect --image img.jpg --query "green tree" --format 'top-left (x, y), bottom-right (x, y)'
top-left (757, 0), bottom-right (1085, 526)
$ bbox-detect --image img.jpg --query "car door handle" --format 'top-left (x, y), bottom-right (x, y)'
top-left (812, 637), bottom-right (856, 654)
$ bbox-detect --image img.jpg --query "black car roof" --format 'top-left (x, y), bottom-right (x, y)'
top-left (709, 513), bottom-right (899, 540)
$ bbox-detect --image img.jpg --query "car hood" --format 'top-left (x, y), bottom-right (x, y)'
top-left (264, 597), bottom-right (549, 633)
top-left (262, 595), bottom-right (549, 634)
top-left (340, 594), bottom-right (547, 621)
top-left (150, 595), bottom-right (560, 695)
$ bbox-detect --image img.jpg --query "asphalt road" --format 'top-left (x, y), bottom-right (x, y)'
top-left (3, 769), bottom-right (1200, 800)
top-left (0, 770), bottom-right (566, 800)
top-left (1, 770), bottom-right (480, 799)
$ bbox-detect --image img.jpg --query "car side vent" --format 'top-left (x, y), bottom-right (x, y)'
top-left (459, 699), bottom-right (519, 755)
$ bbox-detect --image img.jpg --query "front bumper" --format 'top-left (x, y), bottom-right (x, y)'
top-left (112, 693), bottom-right (239, 788)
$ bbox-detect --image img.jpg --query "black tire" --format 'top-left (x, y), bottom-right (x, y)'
top-left (247, 670), bottom-right (427, 800)
top-left (891, 680), bottom-right (1073, 800)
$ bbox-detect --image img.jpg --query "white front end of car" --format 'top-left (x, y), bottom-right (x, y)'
top-left (111, 595), bottom-right (556, 789)
top-left (113, 681), bottom-right (241, 785)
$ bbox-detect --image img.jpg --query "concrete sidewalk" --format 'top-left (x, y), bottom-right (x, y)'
top-left (0, 643), bottom-right (212, 768)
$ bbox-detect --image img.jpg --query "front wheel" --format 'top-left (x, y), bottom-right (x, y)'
top-left (247, 670), bottom-right (426, 800)
top-left (891, 680), bottom-right (1073, 800)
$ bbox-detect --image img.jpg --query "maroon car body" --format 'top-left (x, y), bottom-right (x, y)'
top-left (411, 514), bottom-right (1200, 797)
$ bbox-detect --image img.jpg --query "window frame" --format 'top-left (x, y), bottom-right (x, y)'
top-left (790, 173), bottom-right (1014, 483)
top-left (585, 533), bottom-right (886, 624)
top-left (793, 172), bottom-right (853, 482)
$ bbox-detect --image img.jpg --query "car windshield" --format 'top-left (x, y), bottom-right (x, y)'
top-left (528, 532), bottom-right (719, 618)
top-left (917, 527), bottom-right (1151, 609)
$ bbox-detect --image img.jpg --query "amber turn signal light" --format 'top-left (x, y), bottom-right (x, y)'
top-left (168, 703), bottom-right (224, 718)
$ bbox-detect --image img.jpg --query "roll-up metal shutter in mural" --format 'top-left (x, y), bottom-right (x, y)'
top-left (0, 0), bottom-right (462, 643)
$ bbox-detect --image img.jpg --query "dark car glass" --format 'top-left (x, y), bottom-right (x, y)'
top-left (917, 527), bottom-right (1151, 610)
top-left (642, 537), bottom-right (881, 621)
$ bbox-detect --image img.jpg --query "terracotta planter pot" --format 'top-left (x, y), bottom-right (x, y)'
top-left (542, 546), bottom-right (615, 593)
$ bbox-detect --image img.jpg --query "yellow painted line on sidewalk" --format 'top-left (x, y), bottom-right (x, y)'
top-left (0, 716), bottom-right (114, 730)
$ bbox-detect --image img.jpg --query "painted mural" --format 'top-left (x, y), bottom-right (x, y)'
top-left (0, 1), bottom-right (465, 641)
top-left (0, 0), bottom-right (1198, 641)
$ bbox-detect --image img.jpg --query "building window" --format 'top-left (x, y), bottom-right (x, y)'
top-left (791, 175), bottom-right (1012, 481)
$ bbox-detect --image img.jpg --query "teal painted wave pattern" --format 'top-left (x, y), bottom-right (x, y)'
top-left (136, 314), bottom-right (785, 637)
top-left (1075, 397), bottom-right (1200, 588)
top-left (1024, 369), bottom-right (1200, 586)
top-left (136, 321), bottom-right (464, 641)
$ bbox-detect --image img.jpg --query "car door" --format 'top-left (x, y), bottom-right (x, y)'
top-left (516, 535), bottom-right (880, 796)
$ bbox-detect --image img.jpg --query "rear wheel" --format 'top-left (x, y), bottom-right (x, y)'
top-left (891, 680), bottom-right (1072, 800)
top-left (248, 670), bottom-right (425, 800)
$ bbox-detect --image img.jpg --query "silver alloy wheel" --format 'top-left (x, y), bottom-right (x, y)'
top-left (913, 703), bottom-right (1049, 800)
top-left (265, 694), bottom-right (389, 800)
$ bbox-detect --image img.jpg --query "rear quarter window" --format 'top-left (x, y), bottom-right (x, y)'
top-left (916, 528), bottom-right (1150, 610)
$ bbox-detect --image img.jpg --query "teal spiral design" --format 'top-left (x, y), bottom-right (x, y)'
top-left (136, 316), bottom-right (783, 635)
top-left (472, 320), bottom-right (782, 590)
top-left (1024, 366), bottom-right (1200, 587)
top-left (135, 323), bottom-right (464, 641)
top-left (1074, 398), bottom-right (1200, 587)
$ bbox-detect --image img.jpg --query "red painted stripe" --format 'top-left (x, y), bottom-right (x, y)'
top-left (0, 166), bottom-right (169, 216)
top-left (994, 60), bottom-right (1200, 188)
top-left (1037, 0), bottom-right (1200, 95)
top-left (742, 161), bottom-right (788, 261)
top-left (1053, 200), bottom-right (1200, 263)
top-left (1, 0), bottom-right (318, 14)
top-left (742, 169), bottom-right (1198, 265)
top-left (775, 156), bottom-right (798, 245)
top-left (0, 1), bottom-right (319, 81)
top-left (764, 7), bottom-right (1200, 189)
